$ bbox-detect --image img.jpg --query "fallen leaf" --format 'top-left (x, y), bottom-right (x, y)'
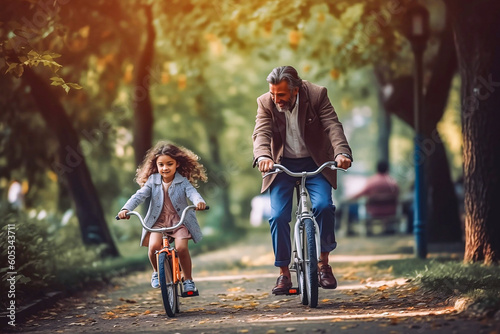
top-left (69, 322), bottom-right (86, 326)
top-left (340, 324), bottom-right (358, 330)
top-left (186, 308), bottom-right (205, 312)
top-left (119, 297), bottom-right (137, 303)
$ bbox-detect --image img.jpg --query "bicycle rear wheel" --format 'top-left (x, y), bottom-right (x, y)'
top-left (158, 252), bottom-right (178, 317)
top-left (303, 218), bottom-right (319, 308)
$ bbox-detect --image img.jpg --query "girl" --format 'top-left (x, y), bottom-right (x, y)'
top-left (118, 141), bottom-right (208, 292)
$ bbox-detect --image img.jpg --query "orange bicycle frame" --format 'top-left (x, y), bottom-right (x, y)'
top-left (156, 234), bottom-right (182, 284)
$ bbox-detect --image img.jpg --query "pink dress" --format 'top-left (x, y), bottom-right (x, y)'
top-left (151, 180), bottom-right (192, 241)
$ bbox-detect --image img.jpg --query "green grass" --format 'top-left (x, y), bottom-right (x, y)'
top-left (374, 257), bottom-right (500, 313)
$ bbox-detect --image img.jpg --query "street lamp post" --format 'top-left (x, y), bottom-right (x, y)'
top-left (404, 4), bottom-right (430, 259)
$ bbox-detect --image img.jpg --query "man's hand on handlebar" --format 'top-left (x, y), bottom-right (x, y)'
top-left (118, 209), bottom-right (130, 220)
top-left (258, 158), bottom-right (275, 174)
top-left (335, 154), bottom-right (352, 170)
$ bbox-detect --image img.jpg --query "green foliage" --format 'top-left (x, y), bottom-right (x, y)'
top-left (49, 76), bottom-right (82, 94)
top-left (0, 205), bottom-right (105, 309)
top-left (2, 31), bottom-right (81, 93)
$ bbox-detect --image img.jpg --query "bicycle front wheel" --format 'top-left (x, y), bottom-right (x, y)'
top-left (303, 218), bottom-right (319, 308)
top-left (158, 252), bottom-right (178, 317)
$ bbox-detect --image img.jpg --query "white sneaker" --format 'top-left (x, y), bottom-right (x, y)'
top-left (183, 279), bottom-right (197, 292)
top-left (151, 272), bottom-right (160, 289)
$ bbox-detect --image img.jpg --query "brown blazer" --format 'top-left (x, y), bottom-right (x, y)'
top-left (252, 80), bottom-right (352, 193)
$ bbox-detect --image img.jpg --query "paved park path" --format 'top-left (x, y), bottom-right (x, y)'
top-left (5, 232), bottom-right (499, 333)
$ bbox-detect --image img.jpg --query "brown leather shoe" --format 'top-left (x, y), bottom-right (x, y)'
top-left (272, 275), bottom-right (292, 295)
top-left (318, 264), bottom-right (337, 289)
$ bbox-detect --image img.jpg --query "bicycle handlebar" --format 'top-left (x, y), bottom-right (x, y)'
top-left (115, 205), bottom-right (209, 233)
top-left (262, 161), bottom-right (347, 179)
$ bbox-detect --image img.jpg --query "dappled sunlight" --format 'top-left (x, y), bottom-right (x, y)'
top-left (249, 307), bottom-right (456, 323)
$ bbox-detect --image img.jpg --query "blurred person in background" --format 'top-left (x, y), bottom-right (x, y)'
top-left (349, 161), bottom-right (400, 234)
top-left (8, 179), bottom-right (24, 210)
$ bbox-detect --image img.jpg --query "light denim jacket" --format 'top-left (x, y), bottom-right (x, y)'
top-left (122, 172), bottom-right (205, 246)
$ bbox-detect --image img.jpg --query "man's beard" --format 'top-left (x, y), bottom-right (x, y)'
top-left (275, 95), bottom-right (296, 112)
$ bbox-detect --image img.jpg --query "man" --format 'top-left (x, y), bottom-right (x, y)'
top-left (252, 66), bottom-right (352, 294)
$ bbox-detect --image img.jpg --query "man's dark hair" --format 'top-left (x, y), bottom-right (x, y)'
top-left (376, 161), bottom-right (389, 174)
top-left (266, 66), bottom-right (302, 92)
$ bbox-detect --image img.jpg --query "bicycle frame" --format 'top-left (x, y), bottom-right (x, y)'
top-left (264, 161), bottom-right (346, 263)
top-left (156, 240), bottom-right (180, 283)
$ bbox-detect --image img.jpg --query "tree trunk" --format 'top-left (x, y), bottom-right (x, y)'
top-left (421, 11), bottom-right (462, 243)
top-left (132, 4), bottom-right (155, 166)
top-left (446, 0), bottom-right (500, 263)
top-left (375, 71), bottom-right (391, 164)
top-left (193, 82), bottom-right (235, 233)
top-left (426, 136), bottom-right (462, 242)
top-left (382, 8), bottom-right (462, 243)
top-left (22, 67), bottom-right (119, 257)
top-left (206, 133), bottom-right (234, 232)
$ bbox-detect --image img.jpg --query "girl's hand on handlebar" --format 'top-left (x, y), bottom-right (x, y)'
top-left (118, 209), bottom-right (130, 220)
top-left (196, 202), bottom-right (206, 210)
top-left (258, 158), bottom-right (274, 174)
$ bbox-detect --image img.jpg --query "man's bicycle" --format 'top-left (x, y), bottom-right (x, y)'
top-left (116, 205), bottom-right (208, 317)
top-left (263, 161), bottom-right (346, 308)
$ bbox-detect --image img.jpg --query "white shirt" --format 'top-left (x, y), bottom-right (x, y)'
top-left (281, 93), bottom-right (309, 158)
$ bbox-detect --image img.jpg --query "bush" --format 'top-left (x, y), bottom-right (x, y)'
top-left (0, 206), bottom-right (104, 309)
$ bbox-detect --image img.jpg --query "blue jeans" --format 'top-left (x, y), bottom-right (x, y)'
top-left (269, 157), bottom-right (337, 267)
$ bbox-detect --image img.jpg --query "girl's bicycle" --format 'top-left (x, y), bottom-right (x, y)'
top-left (263, 161), bottom-right (346, 308)
top-left (116, 205), bottom-right (209, 317)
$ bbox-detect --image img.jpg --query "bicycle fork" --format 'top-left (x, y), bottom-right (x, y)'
top-left (296, 178), bottom-right (322, 263)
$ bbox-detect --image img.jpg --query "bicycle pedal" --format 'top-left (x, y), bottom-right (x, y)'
top-left (181, 290), bottom-right (199, 297)
top-left (273, 287), bottom-right (300, 296)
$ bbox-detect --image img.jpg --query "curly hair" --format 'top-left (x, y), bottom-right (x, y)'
top-left (135, 141), bottom-right (208, 187)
